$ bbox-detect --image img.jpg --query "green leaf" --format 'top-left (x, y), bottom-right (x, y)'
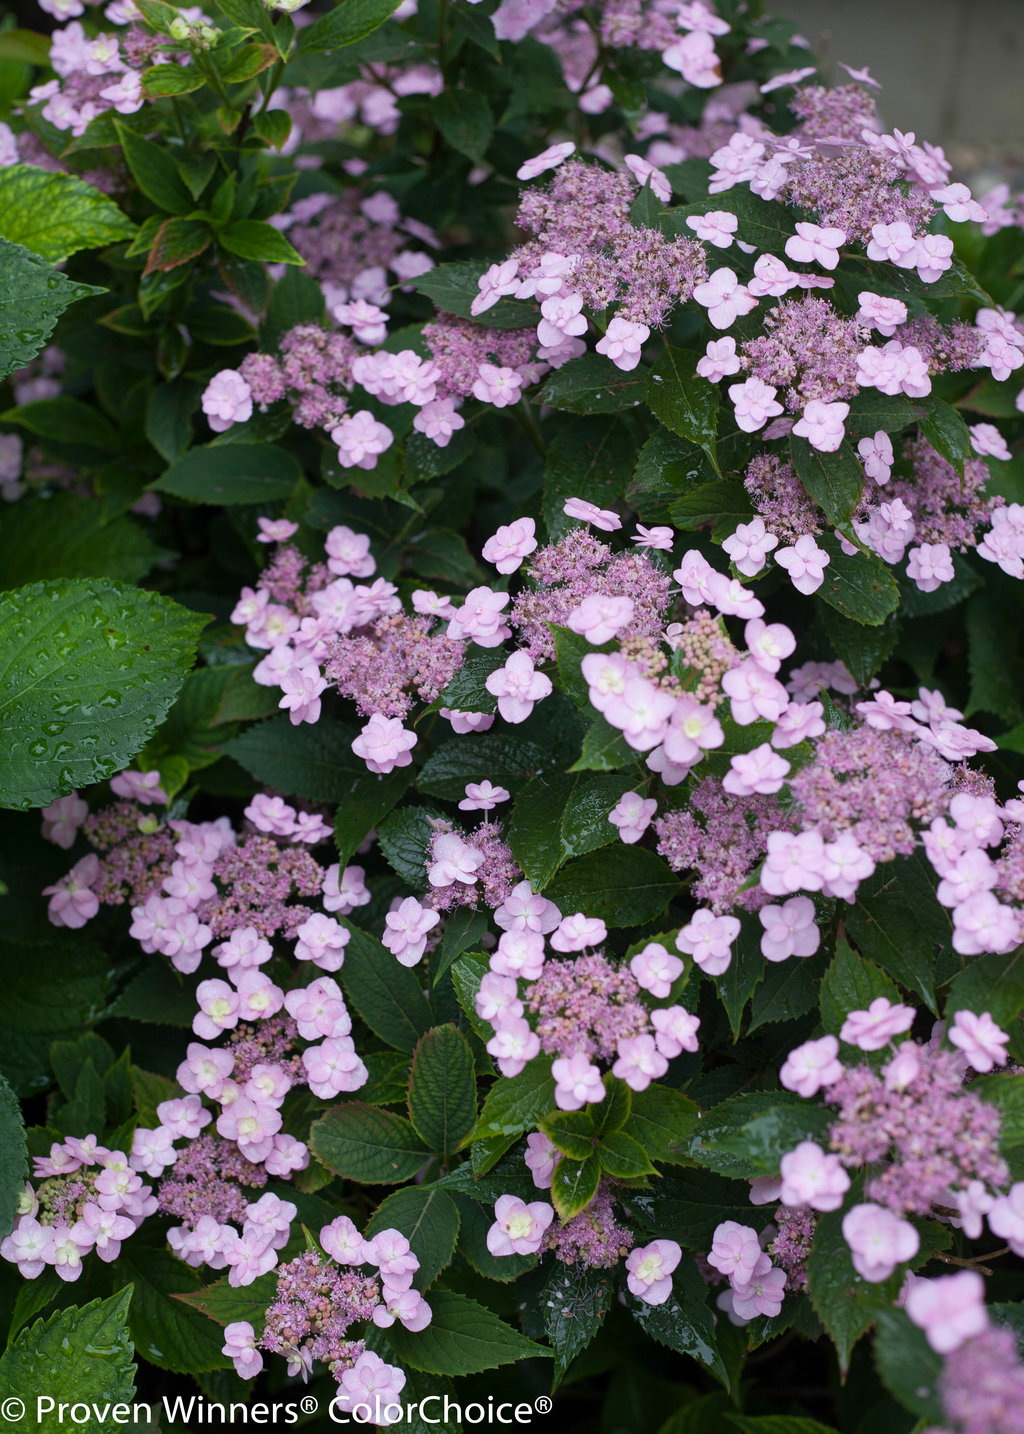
top-left (631, 427), bottom-right (708, 495)
top-left (310, 1102), bottom-right (429, 1184)
top-left (0, 1290), bottom-right (135, 1429)
top-left (417, 735), bottom-right (547, 802)
top-left (819, 936), bottom-right (901, 1036)
top-left (845, 392), bottom-right (917, 437)
top-left (871, 1306), bottom-right (944, 1421)
top-left (469, 1059), bottom-right (555, 1142)
top-left (916, 394), bottom-right (972, 478)
top-left (115, 123), bottom-right (194, 215)
top-left (544, 846), bottom-right (678, 928)
top-left (820, 607), bottom-right (899, 686)
top-left (807, 1207), bottom-right (882, 1375)
top-left (0, 579), bottom-right (206, 810)
top-left (543, 414), bottom-right (637, 540)
top-left (0, 496), bottom-right (164, 587)
top-left (506, 773), bottom-right (578, 889)
top-left (814, 535), bottom-right (901, 626)
top-left (970, 1074), bottom-right (1024, 1148)
top-left (141, 63), bottom-right (206, 97)
top-left (646, 344), bottom-right (719, 471)
top-left (113, 1247), bottom-right (230, 1373)
top-left (0, 939), bottom-right (110, 1095)
top-left (628, 1257), bottom-right (726, 1383)
top-left (597, 1129), bottom-right (657, 1178)
top-left (218, 220), bottom-right (304, 265)
top-left (631, 1170), bottom-right (762, 1250)
top-left (265, 265), bottom-right (326, 344)
top-left (376, 805), bottom-right (438, 885)
top-left (146, 379), bottom-right (198, 464)
top-left (408, 1025), bottom-right (477, 1158)
top-left (411, 262), bottom-right (537, 329)
top-left (570, 714), bottom-right (635, 772)
top-left (433, 89), bottom-right (493, 161)
top-left (386, 1291), bottom-right (551, 1375)
top-left (0, 239), bottom-right (103, 383)
top-left (685, 1092), bottom-right (832, 1178)
top-left (667, 190), bottom-right (794, 255)
top-left (365, 1186), bottom-right (460, 1289)
top-left (670, 479), bottom-right (752, 532)
top-left (333, 769), bottom-right (410, 869)
top-left (622, 1083), bottom-right (699, 1167)
top-left (844, 853), bottom-right (947, 1014)
top-left (145, 216), bottom-right (211, 274)
top-left (968, 590), bottom-right (1024, 724)
top-left (945, 949), bottom-right (1024, 1027)
top-left (0, 164), bottom-right (134, 262)
top-left (539, 354), bottom-right (648, 415)
top-left (561, 775), bottom-right (636, 859)
top-left (0, 1072), bottom-right (27, 1239)
top-left (225, 714), bottom-right (364, 803)
top-left (298, 0), bottom-right (402, 53)
top-left (543, 1262), bottom-right (614, 1385)
top-left (2, 396), bottom-right (120, 453)
top-left (434, 650), bottom-right (504, 715)
top-left (173, 1272), bottom-right (277, 1332)
top-left (433, 909), bottom-right (489, 987)
top-left (551, 1153), bottom-right (602, 1220)
top-left (791, 436), bottom-right (864, 527)
top-left (540, 1107), bottom-right (598, 1160)
top-left (339, 921), bottom-right (433, 1055)
top-left (152, 442), bottom-right (302, 504)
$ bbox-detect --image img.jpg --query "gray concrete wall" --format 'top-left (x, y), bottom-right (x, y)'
top-left (778, 0), bottom-right (1024, 183)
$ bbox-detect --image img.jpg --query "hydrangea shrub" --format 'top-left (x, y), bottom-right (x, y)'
top-left (1, 0), bottom-right (1024, 1429)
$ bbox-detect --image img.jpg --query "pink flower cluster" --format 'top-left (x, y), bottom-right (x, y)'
top-left (708, 1220), bottom-right (786, 1324)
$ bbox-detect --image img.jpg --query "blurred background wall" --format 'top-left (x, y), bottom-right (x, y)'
top-left (779, 0), bottom-right (1024, 188)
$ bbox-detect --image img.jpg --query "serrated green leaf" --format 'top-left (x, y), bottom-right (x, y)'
top-left (218, 220), bottom-right (303, 265)
top-left (844, 853), bottom-right (947, 1014)
top-left (468, 1059), bottom-right (555, 1142)
top-left (944, 949), bottom-right (1024, 1027)
top-left (0, 1073), bottom-right (27, 1239)
top-left (433, 89), bottom-right (493, 162)
top-left (597, 1129), bottom-right (657, 1178)
top-left (544, 846), bottom-right (678, 928)
top-left (412, 262), bottom-right (536, 330)
top-left (0, 496), bottom-right (165, 588)
top-left (685, 1091), bottom-right (831, 1177)
top-left (916, 394), bottom-right (972, 477)
top-left (819, 936), bottom-right (901, 1036)
top-left (625, 1084), bottom-right (700, 1166)
top-left (871, 1306), bottom-right (944, 1420)
top-left (310, 1102), bottom-right (429, 1184)
top-left (542, 414), bottom-right (636, 540)
top-left (333, 768), bottom-right (410, 869)
top-left (152, 442), bottom-right (301, 504)
top-left (225, 714), bottom-right (363, 802)
top-left (339, 920), bottom-right (433, 1055)
top-left (631, 1169), bottom-right (763, 1250)
top-left (298, 0), bottom-right (402, 53)
top-left (417, 735), bottom-right (547, 802)
top-left (366, 1186), bottom-right (460, 1289)
top-left (539, 354), bottom-right (648, 415)
top-left (646, 344), bottom-right (719, 471)
top-left (408, 1025), bottom-right (477, 1158)
top-left (113, 1247), bottom-right (230, 1374)
top-left (551, 1152), bottom-right (602, 1220)
top-left (791, 436), bottom-right (864, 527)
top-left (115, 123), bottom-right (194, 215)
top-left (628, 1257), bottom-right (726, 1383)
top-left (0, 239), bottom-right (103, 383)
top-left (0, 579), bottom-right (206, 810)
top-left (386, 1290), bottom-right (551, 1375)
top-left (540, 1108), bottom-right (598, 1161)
top-left (814, 535), bottom-right (901, 626)
top-left (0, 164), bottom-right (134, 262)
top-left (543, 1262), bottom-right (614, 1385)
top-left (0, 1290), bottom-right (136, 1431)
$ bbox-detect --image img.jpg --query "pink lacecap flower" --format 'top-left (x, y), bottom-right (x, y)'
top-left (625, 1239), bottom-right (682, 1305)
top-left (459, 780), bottom-right (511, 813)
top-left (550, 913), bottom-right (607, 953)
top-left (775, 534), bottom-right (830, 595)
top-left (484, 649), bottom-right (553, 723)
top-left (970, 422), bottom-right (1012, 462)
top-left (202, 370), bottom-right (252, 432)
top-left (524, 1132), bottom-right (560, 1189)
top-left (334, 1352), bottom-right (406, 1422)
top-left (630, 941), bottom-right (684, 999)
top-left (595, 316), bottom-right (650, 372)
top-left (481, 516), bottom-right (537, 574)
top-left (472, 363), bottom-right (523, 407)
top-left (567, 593), bottom-right (635, 645)
top-left (428, 832), bottom-right (484, 888)
top-left (40, 792), bottom-right (88, 849)
top-left (613, 1033), bottom-right (668, 1091)
top-left (842, 1202), bottom-right (919, 1282)
top-left (759, 895), bottom-right (819, 962)
top-left (110, 769), bottom-right (168, 805)
top-left (651, 1005), bottom-right (700, 1058)
top-left (685, 210), bottom-right (738, 247)
top-left (839, 997), bottom-right (915, 1051)
top-left (446, 586), bottom-right (511, 647)
top-left (779, 1140), bottom-right (851, 1212)
top-left (948, 1008), bottom-right (1009, 1072)
top-left (663, 29), bottom-right (722, 88)
top-left (722, 518), bottom-right (778, 576)
top-left (856, 292), bottom-right (908, 337)
top-left (784, 221), bottom-right (846, 271)
top-left (858, 429), bottom-right (894, 484)
top-left (222, 1322), bottom-right (262, 1380)
top-left (729, 376), bottom-right (782, 433)
top-left (675, 908), bottom-right (740, 976)
top-left (904, 1269), bottom-right (988, 1352)
top-left (723, 743), bottom-right (791, 797)
top-left (697, 335), bottom-right (741, 381)
top-left (694, 268), bottom-right (757, 329)
top-left (331, 411), bottom-right (393, 470)
top-left (624, 153), bottom-right (671, 203)
top-left (793, 399), bottom-right (849, 453)
top-left (494, 880), bottom-right (561, 933)
top-left (351, 714), bottom-right (416, 774)
top-left (780, 1034), bottom-right (843, 1097)
top-left (516, 140), bottom-right (575, 181)
top-left (708, 1221), bottom-right (762, 1285)
top-left (609, 791), bottom-right (657, 844)
top-left (563, 496), bottom-right (622, 531)
top-left (552, 1052), bottom-right (605, 1110)
top-left (634, 524), bottom-right (674, 550)
top-left (487, 1195), bottom-right (554, 1255)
